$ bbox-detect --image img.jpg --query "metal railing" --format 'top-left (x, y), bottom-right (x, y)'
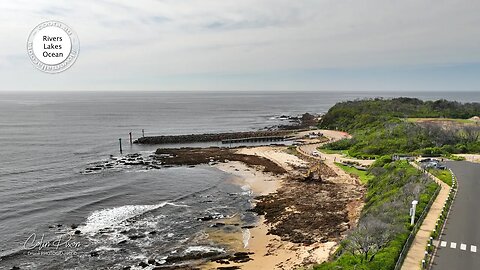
top-left (394, 184), bottom-right (441, 270)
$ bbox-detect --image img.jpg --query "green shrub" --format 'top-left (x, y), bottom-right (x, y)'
top-left (319, 98), bottom-right (480, 157)
top-left (315, 161), bottom-right (438, 270)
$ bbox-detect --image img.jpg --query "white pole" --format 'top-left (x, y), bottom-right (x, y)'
top-left (411, 200), bottom-right (418, 225)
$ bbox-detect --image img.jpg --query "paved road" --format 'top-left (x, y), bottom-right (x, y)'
top-left (431, 161), bottom-right (480, 270)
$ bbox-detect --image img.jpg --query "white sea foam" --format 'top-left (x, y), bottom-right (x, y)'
top-left (241, 185), bottom-right (251, 191)
top-left (95, 246), bottom-right (121, 252)
top-left (185, 246), bottom-right (225, 254)
top-left (242, 229), bottom-right (251, 248)
top-left (81, 202), bottom-right (188, 233)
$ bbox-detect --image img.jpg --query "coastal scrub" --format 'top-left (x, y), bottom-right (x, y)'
top-left (314, 161), bottom-right (438, 270)
top-left (320, 98), bottom-right (480, 158)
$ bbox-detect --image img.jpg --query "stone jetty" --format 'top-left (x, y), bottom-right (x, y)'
top-left (134, 130), bottom-right (294, 145)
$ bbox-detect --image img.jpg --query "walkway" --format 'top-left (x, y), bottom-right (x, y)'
top-left (401, 163), bottom-right (451, 270)
top-left (296, 129), bottom-right (375, 167)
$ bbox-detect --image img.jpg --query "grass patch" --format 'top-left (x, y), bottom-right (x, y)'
top-left (448, 154), bottom-right (467, 161)
top-left (406, 118), bottom-right (474, 124)
top-left (317, 147), bottom-right (368, 160)
top-left (335, 162), bottom-right (373, 184)
top-left (318, 148), bottom-right (348, 155)
top-left (428, 168), bottom-right (453, 186)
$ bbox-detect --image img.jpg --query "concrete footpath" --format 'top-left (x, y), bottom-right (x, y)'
top-left (401, 163), bottom-right (451, 270)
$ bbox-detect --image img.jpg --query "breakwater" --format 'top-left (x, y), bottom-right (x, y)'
top-left (134, 130), bottom-right (296, 144)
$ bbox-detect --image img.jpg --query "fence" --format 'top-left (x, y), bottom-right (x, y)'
top-left (394, 184), bottom-right (441, 270)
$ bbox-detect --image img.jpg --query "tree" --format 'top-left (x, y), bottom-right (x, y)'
top-left (343, 216), bottom-right (400, 262)
top-left (463, 126), bottom-right (480, 143)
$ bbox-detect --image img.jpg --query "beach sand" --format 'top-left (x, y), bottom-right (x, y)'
top-left (215, 161), bottom-right (282, 196)
top-left (206, 148), bottom-right (341, 270)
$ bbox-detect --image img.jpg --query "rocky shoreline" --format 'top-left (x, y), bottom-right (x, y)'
top-left (155, 147), bottom-right (287, 174)
top-left (205, 143), bottom-right (365, 269)
top-left (149, 142), bottom-right (365, 269)
top-left (77, 128), bottom-right (365, 269)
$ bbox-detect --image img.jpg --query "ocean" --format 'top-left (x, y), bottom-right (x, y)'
top-left (0, 91), bottom-right (478, 269)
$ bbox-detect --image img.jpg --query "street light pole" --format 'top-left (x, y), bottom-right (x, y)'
top-left (411, 200), bottom-right (418, 225)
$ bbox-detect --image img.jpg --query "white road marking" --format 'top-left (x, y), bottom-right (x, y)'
top-left (441, 241), bottom-right (479, 253)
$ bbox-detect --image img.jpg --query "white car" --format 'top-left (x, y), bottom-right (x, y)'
top-left (312, 150), bottom-right (320, 156)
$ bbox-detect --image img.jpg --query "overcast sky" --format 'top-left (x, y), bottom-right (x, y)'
top-left (1, 0), bottom-right (480, 91)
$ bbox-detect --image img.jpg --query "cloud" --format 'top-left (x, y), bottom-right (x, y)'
top-left (0, 0), bottom-right (480, 91)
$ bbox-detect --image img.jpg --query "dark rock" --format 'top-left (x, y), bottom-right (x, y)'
top-left (70, 224), bottom-right (78, 229)
top-left (166, 250), bottom-right (225, 263)
top-left (147, 258), bottom-right (156, 265)
top-left (11, 267), bottom-right (21, 270)
top-left (128, 234), bottom-right (146, 240)
top-left (90, 251), bottom-right (99, 257)
top-left (197, 216), bottom-right (214, 222)
top-left (211, 223), bottom-right (226, 228)
top-left (230, 252), bottom-right (253, 263)
top-left (214, 259), bottom-right (230, 265)
top-left (139, 261), bottom-right (149, 268)
top-left (148, 230), bottom-right (157, 235)
top-left (233, 252), bottom-right (253, 257)
top-left (74, 230), bottom-right (81, 235)
top-left (117, 240), bottom-right (127, 245)
top-left (241, 225), bottom-right (255, 229)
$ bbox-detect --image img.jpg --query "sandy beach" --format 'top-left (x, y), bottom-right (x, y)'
top-left (211, 160), bottom-right (335, 269)
top-left (205, 141), bottom-right (365, 270)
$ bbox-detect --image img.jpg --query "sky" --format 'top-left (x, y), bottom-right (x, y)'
top-left (1, 0), bottom-right (480, 92)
